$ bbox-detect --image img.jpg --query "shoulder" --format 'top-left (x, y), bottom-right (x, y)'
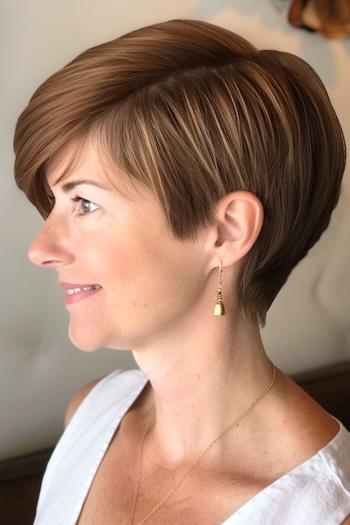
top-left (340, 516), bottom-right (350, 524)
top-left (64, 375), bottom-right (106, 428)
top-left (63, 368), bottom-right (147, 429)
top-left (271, 371), bottom-right (343, 452)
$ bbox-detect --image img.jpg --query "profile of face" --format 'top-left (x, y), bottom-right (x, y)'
top-left (27, 140), bottom-right (212, 353)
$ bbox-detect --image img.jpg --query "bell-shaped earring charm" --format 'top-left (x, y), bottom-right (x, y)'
top-left (213, 260), bottom-right (226, 316)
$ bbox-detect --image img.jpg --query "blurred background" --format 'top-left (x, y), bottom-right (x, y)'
top-left (0, 2), bottom-right (349, 518)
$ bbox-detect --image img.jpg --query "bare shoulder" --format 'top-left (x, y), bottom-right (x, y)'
top-left (270, 369), bottom-right (341, 455)
top-left (232, 369), bottom-right (343, 488)
top-left (64, 375), bottom-right (106, 428)
top-left (340, 516), bottom-right (350, 525)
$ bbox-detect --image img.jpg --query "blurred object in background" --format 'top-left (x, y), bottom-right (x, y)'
top-left (288, 0), bottom-right (350, 39)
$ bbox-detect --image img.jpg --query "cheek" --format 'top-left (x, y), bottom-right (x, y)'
top-left (80, 215), bottom-right (203, 317)
top-left (105, 234), bottom-right (176, 315)
top-left (88, 225), bottom-right (161, 298)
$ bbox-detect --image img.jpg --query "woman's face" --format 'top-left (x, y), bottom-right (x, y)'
top-left (28, 141), bottom-right (209, 352)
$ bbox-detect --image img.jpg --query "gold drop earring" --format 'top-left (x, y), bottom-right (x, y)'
top-left (213, 259), bottom-right (225, 316)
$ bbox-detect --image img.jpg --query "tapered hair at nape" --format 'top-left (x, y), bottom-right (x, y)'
top-left (13, 18), bottom-right (346, 327)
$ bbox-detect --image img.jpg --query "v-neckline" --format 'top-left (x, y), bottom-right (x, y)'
top-left (76, 369), bottom-right (346, 524)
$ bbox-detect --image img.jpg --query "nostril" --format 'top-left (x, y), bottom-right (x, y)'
top-left (27, 242), bottom-right (74, 268)
top-left (27, 245), bottom-right (51, 266)
top-left (26, 232), bottom-right (56, 266)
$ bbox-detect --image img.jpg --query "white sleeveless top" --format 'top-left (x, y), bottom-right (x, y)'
top-left (34, 369), bottom-right (350, 525)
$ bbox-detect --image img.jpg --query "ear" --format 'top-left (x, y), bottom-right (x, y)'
top-left (207, 191), bottom-right (264, 269)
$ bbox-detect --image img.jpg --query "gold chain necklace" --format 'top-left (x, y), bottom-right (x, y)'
top-left (130, 361), bottom-right (276, 525)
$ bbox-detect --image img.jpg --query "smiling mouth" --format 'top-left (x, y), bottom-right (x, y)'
top-left (65, 284), bottom-right (102, 295)
top-left (64, 286), bottom-right (102, 304)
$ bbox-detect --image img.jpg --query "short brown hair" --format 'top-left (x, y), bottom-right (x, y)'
top-left (13, 18), bottom-right (346, 328)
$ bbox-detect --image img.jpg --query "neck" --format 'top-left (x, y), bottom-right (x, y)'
top-left (132, 308), bottom-right (275, 467)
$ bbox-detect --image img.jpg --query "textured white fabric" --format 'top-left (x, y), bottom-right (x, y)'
top-left (34, 368), bottom-right (350, 525)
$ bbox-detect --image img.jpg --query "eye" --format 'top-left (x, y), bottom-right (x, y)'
top-left (71, 196), bottom-right (100, 216)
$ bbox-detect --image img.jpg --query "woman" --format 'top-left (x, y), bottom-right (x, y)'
top-left (14, 18), bottom-right (350, 525)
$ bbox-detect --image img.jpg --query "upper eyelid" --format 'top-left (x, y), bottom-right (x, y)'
top-left (73, 197), bottom-right (100, 216)
top-left (46, 192), bottom-right (97, 206)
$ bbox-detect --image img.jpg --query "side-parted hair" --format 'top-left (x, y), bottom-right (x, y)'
top-left (13, 18), bottom-right (346, 327)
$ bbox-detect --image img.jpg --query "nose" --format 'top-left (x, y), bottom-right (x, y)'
top-left (27, 216), bottom-right (73, 268)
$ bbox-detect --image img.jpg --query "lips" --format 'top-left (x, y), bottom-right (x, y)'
top-left (59, 282), bottom-right (102, 289)
top-left (63, 286), bottom-right (102, 305)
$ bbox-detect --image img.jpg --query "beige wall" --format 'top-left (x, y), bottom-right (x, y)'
top-left (1, 0), bottom-right (349, 459)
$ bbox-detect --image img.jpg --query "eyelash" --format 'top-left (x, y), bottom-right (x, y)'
top-left (71, 196), bottom-right (99, 216)
top-left (47, 193), bottom-right (99, 216)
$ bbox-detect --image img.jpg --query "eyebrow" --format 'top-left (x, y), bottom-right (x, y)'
top-left (49, 179), bottom-right (109, 193)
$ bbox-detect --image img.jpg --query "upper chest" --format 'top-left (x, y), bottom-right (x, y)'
top-left (75, 435), bottom-right (269, 525)
top-left (74, 407), bottom-right (277, 525)
top-left (75, 379), bottom-right (340, 525)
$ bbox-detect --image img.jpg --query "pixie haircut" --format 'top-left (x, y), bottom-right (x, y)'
top-left (13, 18), bottom-right (346, 328)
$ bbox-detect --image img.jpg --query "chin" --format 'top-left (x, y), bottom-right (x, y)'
top-left (68, 326), bottom-right (102, 353)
